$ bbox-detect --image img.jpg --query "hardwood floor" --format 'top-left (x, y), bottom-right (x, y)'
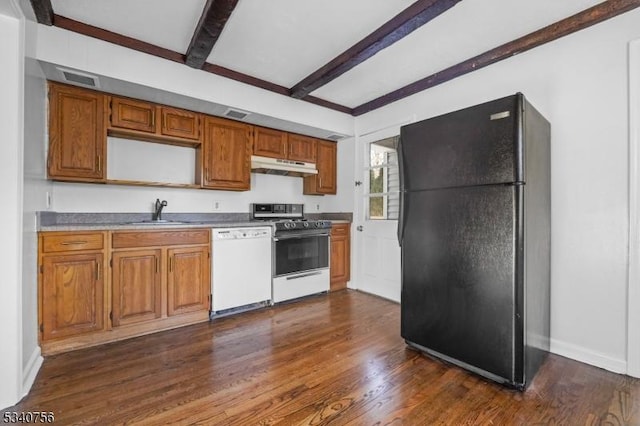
top-left (4, 290), bottom-right (640, 425)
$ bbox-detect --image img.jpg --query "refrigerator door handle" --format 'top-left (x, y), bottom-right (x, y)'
top-left (397, 137), bottom-right (406, 246)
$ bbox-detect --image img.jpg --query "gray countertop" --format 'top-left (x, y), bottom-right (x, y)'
top-left (37, 211), bottom-right (352, 232)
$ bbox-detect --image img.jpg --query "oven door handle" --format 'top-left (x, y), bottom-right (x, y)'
top-left (285, 271), bottom-right (324, 280)
top-left (273, 233), bottom-right (329, 241)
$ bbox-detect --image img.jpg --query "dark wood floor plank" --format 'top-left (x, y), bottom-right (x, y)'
top-left (3, 290), bottom-right (640, 425)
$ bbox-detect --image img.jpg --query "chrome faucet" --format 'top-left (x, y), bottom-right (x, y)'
top-left (154, 199), bottom-right (167, 221)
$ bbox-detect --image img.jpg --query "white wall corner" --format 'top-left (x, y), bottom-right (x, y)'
top-left (627, 38), bottom-right (640, 378)
top-left (550, 338), bottom-right (627, 374)
top-left (22, 348), bottom-right (42, 398)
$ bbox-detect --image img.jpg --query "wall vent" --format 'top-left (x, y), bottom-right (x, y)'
top-left (326, 134), bottom-right (345, 141)
top-left (224, 108), bottom-right (250, 120)
top-left (56, 67), bottom-right (100, 88)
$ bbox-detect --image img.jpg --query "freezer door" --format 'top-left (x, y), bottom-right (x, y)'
top-left (399, 94), bottom-right (523, 191)
top-left (401, 185), bottom-right (524, 383)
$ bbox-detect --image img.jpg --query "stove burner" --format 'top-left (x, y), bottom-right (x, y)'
top-left (252, 203), bottom-right (331, 234)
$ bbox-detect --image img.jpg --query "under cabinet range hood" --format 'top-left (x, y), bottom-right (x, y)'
top-left (251, 155), bottom-right (318, 177)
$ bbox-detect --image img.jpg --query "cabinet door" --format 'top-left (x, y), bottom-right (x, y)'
top-left (202, 117), bottom-right (252, 191)
top-left (41, 253), bottom-right (104, 340)
top-left (161, 107), bottom-right (201, 141)
top-left (288, 134), bottom-right (317, 163)
top-left (304, 140), bottom-right (337, 195)
top-left (253, 127), bottom-right (287, 158)
top-left (330, 224), bottom-right (351, 290)
top-left (167, 246), bottom-right (210, 316)
top-left (48, 83), bottom-right (106, 181)
top-left (110, 96), bottom-right (156, 133)
top-left (112, 249), bottom-right (162, 327)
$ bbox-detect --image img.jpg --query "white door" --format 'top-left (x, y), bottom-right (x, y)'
top-left (353, 125), bottom-right (406, 302)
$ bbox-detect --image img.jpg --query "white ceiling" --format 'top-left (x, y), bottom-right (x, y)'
top-left (47, 0), bottom-right (608, 110)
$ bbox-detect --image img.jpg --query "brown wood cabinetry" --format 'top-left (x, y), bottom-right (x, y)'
top-left (48, 82), bottom-right (106, 182)
top-left (253, 126), bottom-right (288, 158)
top-left (167, 246), bottom-right (210, 316)
top-left (330, 223), bottom-right (351, 291)
top-left (304, 140), bottom-right (337, 195)
top-left (252, 128), bottom-right (317, 163)
top-left (288, 134), bottom-right (317, 163)
top-left (112, 229), bottom-right (210, 320)
top-left (111, 249), bottom-right (162, 327)
top-left (47, 82), bottom-right (339, 194)
top-left (108, 96), bottom-right (201, 145)
top-left (110, 96), bottom-right (156, 133)
top-left (202, 116), bottom-right (252, 191)
top-left (39, 228), bottom-right (210, 355)
top-left (39, 232), bottom-right (107, 342)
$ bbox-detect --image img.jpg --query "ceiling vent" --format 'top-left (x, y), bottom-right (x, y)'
top-left (56, 67), bottom-right (100, 88)
top-left (224, 108), bottom-right (250, 120)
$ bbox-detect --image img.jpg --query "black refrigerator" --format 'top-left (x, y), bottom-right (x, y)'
top-left (398, 93), bottom-right (550, 390)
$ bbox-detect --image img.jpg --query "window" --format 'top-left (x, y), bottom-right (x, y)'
top-left (366, 136), bottom-right (400, 220)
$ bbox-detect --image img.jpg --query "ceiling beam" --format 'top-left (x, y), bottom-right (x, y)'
top-left (289, 0), bottom-right (462, 100)
top-left (185, 0), bottom-right (240, 69)
top-left (353, 0), bottom-right (640, 116)
top-left (29, 0), bottom-right (54, 25)
top-left (51, 15), bottom-right (353, 115)
top-left (54, 15), bottom-right (185, 64)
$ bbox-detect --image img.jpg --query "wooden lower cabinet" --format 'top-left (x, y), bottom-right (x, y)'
top-left (111, 249), bottom-right (162, 327)
top-left (39, 229), bottom-right (211, 355)
top-left (40, 252), bottom-right (105, 340)
top-left (330, 223), bottom-right (351, 291)
top-left (167, 246), bottom-right (210, 316)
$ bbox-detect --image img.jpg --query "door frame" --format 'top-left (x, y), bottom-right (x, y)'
top-left (628, 38), bottom-right (640, 377)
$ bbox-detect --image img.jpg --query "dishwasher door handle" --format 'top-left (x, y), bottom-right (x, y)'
top-left (286, 271), bottom-right (323, 280)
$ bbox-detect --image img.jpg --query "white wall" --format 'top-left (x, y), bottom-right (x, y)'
top-left (0, 4), bottom-right (25, 409)
top-left (355, 9), bottom-right (640, 373)
top-left (22, 52), bottom-right (49, 393)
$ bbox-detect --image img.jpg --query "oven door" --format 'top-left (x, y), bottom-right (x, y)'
top-left (274, 233), bottom-right (329, 277)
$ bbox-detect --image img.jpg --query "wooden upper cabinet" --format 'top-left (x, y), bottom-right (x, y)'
top-left (41, 252), bottom-right (105, 340)
top-left (111, 249), bottom-right (162, 327)
top-left (253, 126), bottom-right (287, 158)
top-left (48, 82), bottom-right (106, 182)
top-left (167, 246), bottom-right (210, 316)
top-left (288, 134), bottom-right (317, 163)
top-left (252, 129), bottom-right (317, 164)
top-left (110, 97), bottom-right (156, 133)
top-left (108, 96), bottom-right (202, 145)
top-left (202, 116), bottom-right (252, 191)
top-left (304, 140), bottom-right (337, 195)
top-left (160, 107), bottom-right (200, 140)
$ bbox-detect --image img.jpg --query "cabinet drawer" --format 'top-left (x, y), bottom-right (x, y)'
top-left (331, 223), bottom-right (350, 236)
top-left (113, 229), bottom-right (210, 249)
top-left (41, 232), bottom-right (105, 253)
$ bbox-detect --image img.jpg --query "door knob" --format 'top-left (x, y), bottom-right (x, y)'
top-left (356, 225), bottom-right (363, 232)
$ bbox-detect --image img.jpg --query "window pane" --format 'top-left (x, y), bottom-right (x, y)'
top-left (369, 196), bottom-right (384, 219)
top-left (369, 136), bottom-right (399, 167)
top-left (370, 167), bottom-right (385, 194)
top-left (367, 135), bottom-right (400, 221)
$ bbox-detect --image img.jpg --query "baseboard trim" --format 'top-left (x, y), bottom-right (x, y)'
top-left (22, 346), bottom-right (43, 398)
top-left (550, 338), bottom-right (626, 374)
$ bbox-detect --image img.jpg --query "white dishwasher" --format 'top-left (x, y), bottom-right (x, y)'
top-left (211, 227), bottom-right (272, 315)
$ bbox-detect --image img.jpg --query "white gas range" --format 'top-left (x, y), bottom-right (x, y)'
top-left (252, 203), bottom-right (332, 303)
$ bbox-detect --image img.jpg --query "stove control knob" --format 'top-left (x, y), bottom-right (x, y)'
top-left (303, 222), bottom-right (309, 228)
top-left (284, 222), bottom-right (291, 229)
